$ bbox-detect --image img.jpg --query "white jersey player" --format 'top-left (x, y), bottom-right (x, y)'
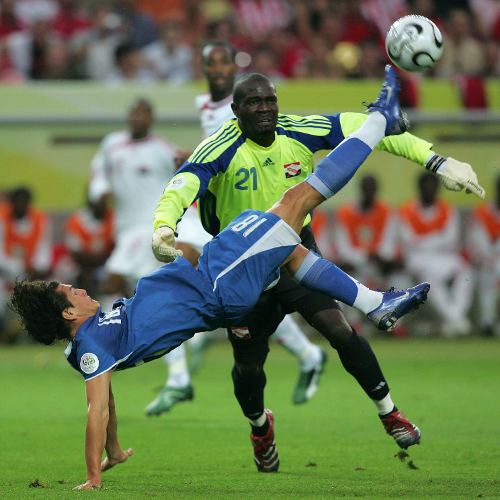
top-left (399, 173), bottom-right (473, 336)
top-left (467, 176), bottom-right (500, 336)
top-left (196, 92), bottom-right (234, 139)
top-left (89, 99), bottom-right (177, 300)
top-left (146, 42), bottom-right (327, 418)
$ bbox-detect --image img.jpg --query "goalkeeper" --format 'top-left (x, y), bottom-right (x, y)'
top-left (152, 67), bottom-right (485, 472)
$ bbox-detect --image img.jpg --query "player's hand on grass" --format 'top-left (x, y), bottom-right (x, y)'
top-left (73, 479), bottom-right (102, 491)
top-left (426, 155), bottom-right (485, 199)
top-left (152, 226), bottom-right (183, 263)
top-left (101, 447), bottom-right (134, 472)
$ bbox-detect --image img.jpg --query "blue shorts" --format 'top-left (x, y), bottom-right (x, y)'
top-left (198, 210), bottom-right (300, 324)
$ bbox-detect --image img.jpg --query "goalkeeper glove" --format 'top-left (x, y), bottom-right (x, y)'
top-left (425, 155), bottom-right (485, 199)
top-left (152, 226), bottom-right (183, 263)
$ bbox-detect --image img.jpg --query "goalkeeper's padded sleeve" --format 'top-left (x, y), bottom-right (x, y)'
top-left (154, 172), bottom-right (201, 231)
top-left (339, 112), bottom-right (434, 166)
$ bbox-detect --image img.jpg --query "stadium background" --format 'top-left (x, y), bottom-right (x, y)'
top-left (1, 80), bottom-right (499, 211)
top-left (1, 0), bottom-right (499, 497)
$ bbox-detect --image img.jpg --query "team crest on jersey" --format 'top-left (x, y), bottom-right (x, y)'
top-left (283, 162), bottom-right (301, 178)
top-left (167, 177), bottom-right (186, 190)
top-left (230, 326), bottom-right (251, 339)
top-left (80, 353), bottom-right (99, 374)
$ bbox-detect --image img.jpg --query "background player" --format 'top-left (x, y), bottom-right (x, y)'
top-left (399, 172), bottom-right (474, 336)
top-left (88, 98), bottom-right (178, 307)
top-left (147, 41), bottom-right (328, 416)
top-left (334, 174), bottom-right (400, 286)
top-left (11, 85), bottom-right (432, 488)
top-left (467, 175), bottom-right (500, 336)
top-left (64, 193), bottom-right (114, 298)
top-left (333, 174), bottom-right (403, 333)
top-left (0, 187), bottom-right (52, 340)
top-left (153, 68), bottom-right (484, 472)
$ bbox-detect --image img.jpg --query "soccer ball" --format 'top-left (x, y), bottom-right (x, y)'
top-left (385, 15), bottom-right (443, 72)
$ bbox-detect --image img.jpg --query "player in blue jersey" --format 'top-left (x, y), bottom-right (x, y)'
top-left (11, 68), bottom-right (432, 490)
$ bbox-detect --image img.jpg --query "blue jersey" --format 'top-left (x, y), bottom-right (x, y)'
top-left (65, 210), bottom-right (299, 380)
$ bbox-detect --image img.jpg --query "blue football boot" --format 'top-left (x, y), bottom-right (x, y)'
top-left (367, 282), bottom-right (430, 331)
top-left (367, 64), bottom-right (409, 135)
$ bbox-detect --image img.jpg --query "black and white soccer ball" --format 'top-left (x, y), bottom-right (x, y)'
top-left (385, 15), bottom-right (443, 72)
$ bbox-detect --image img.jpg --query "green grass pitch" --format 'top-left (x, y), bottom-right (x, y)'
top-left (1, 338), bottom-right (499, 498)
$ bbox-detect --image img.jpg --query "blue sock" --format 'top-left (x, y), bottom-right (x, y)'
top-left (294, 252), bottom-right (382, 312)
top-left (306, 112), bottom-right (386, 198)
top-left (294, 252), bottom-right (358, 306)
top-left (307, 138), bottom-right (372, 198)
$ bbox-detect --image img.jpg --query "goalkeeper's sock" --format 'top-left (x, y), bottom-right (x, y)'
top-left (374, 394), bottom-right (396, 416)
top-left (249, 412), bottom-right (270, 436)
top-left (306, 112), bottom-right (386, 198)
top-left (294, 251), bottom-right (382, 313)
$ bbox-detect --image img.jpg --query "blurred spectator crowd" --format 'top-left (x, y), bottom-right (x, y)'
top-left (0, 173), bottom-right (499, 342)
top-left (0, 0), bottom-right (499, 85)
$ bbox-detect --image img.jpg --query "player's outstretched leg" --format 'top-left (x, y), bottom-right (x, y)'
top-left (271, 68), bottom-right (409, 240)
top-left (287, 250), bottom-right (425, 448)
top-left (250, 409), bottom-right (280, 472)
top-left (290, 251), bottom-right (430, 332)
top-left (367, 64), bottom-right (409, 135)
top-left (367, 283), bottom-right (431, 330)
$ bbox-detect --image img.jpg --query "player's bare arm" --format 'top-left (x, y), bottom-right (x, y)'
top-left (101, 388), bottom-right (134, 473)
top-left (101, 384), bottom-right (133, 473)
top-left (74, 371), bottom-right (112, 491)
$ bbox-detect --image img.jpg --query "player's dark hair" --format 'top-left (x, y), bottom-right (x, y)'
top-left (418, 171), bottom-right (439, 189)
top-left (10, 280), bottom-right (73, 345)
top-left (130, 97), bottom-right (154, 114)
top-left (232, 73), bottom-right (273, 106)
top-left (201, 40), bottom-right (236, 61)
top-left (115, 41), bottom-right (135, 64)
top-left (8, 186), bottom-right (32, 203)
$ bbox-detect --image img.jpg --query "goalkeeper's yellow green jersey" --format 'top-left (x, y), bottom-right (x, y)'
top-left (154, 112), bottom-right (433, 235)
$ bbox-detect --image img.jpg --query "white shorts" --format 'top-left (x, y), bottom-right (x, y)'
top-left (176, 205), bottom-right (213, 254)
top-left (105, 227), bottom-right (161, 281)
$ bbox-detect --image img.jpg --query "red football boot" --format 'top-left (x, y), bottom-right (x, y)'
top-left (250, 409), bottom-right (280, 472)
top-left (380, 408), bottom-right (421, 449)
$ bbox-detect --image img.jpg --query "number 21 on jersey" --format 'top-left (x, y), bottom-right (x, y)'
top-left (234, 167), bottom-right (258, 190)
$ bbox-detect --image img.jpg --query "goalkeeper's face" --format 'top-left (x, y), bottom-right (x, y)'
top-left (234, 82), bottom-right (279, 136)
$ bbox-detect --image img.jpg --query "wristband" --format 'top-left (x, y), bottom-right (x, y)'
top-left (425, 154), bottom-right (446, 173)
